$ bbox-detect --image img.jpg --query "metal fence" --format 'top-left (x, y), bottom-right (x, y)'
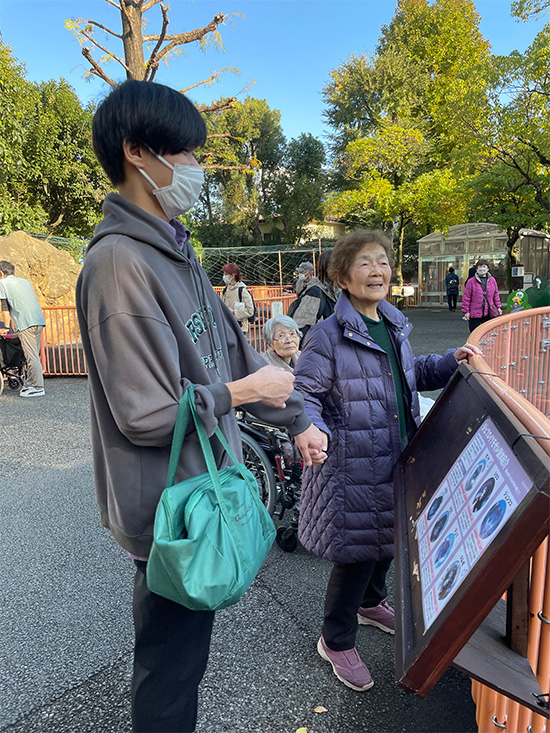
top-left (468, 307), bottom-right (550, 733)
top-left (39, 285), bottom-right (420, 375)
top-left (39, 288), bottom-right (298, 375)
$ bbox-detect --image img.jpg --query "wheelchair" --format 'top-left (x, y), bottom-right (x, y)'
top-left (236, 410), bottom-right (302, 552)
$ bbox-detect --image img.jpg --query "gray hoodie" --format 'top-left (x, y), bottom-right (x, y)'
top-left (76, 193), bottom-right (309, 557)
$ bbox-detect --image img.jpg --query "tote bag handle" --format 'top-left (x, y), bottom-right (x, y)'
top-left (166, 385), bottom-right (252, 493)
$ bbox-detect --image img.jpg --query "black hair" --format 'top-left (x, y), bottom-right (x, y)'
top-left (92, 79), bottom-right (207, 186)
top-left (449, 267), bottom-right (455, 272)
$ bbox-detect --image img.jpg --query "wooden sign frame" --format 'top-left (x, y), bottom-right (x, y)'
top-left (394, 362), bottom-right (550, 704)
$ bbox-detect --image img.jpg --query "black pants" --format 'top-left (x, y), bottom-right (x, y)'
top-left (447, 293), bottom-right (457, 311)
top-left (132, 561), bottom-right (215, 733)
top-left (468, 315), bottom-right (491, 333)
top-left (322, 558), bottom-right (392, 651)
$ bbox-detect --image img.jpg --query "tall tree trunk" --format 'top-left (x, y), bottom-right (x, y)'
top-left (121, 2), bottom-right (146, 80)
top-left (395, 214), bottom-right (405, 287)
top-left (253, 217), bottom-right (262, 246)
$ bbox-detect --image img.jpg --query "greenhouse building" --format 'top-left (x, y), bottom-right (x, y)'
top-left (417, 223), bottom-right (550, 304)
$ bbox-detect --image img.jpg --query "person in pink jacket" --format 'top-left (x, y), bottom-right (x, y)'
top-left (461, 259), bottom-right (502, 333)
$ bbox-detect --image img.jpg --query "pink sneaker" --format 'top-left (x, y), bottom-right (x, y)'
top-left (317, 636), bottom-right (374, 691)
top-left (357, 599), bottom-right (395, 634)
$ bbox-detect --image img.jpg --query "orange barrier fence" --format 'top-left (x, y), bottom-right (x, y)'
top-left (468, 307), bottom-right (550, 733)
top-left (39, 293), bottom-right (298, 376)
top-left (41, 307), bottom-right (87, 376)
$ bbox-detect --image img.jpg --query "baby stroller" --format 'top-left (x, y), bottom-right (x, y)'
top-left (237, 410), bottom-right (303, 552)
top-left (0, 333), bottom-right (26, 395)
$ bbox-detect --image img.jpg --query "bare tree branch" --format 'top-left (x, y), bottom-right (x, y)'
top-left (82, 47), bottom-right (117, 86)
top-left (144, 3), bottom-right (169, 81)
top-left (207, 133), bottom-right (239, 140)
top-left (150, 12), bottom-right (228, 65)
top-left (105, 0), bottom-right (123, 12)
top-left (82, 30), bottom-right (130, 72)
top-left (181, 72), bottom-right (221, 94)
top-left (142, 0), bottom-right (164, 11)
top-left (82, 19), bottom-right (123, 39)
top-left (202, 164), bottom-right (252, 171)
top-left (196, 98), bottom-right (237, 114)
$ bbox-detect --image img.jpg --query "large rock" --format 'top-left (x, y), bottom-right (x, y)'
top-left (0, 231), bottom-right (81, 307)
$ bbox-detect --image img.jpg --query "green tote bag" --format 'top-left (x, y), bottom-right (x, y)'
top-left (146, 386), bottom-right (276, 610)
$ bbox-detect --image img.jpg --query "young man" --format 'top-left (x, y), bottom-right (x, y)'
top-left (76, 80), bottom-right (327, 733)
top-left (0, 261), bottom-right (46, 397)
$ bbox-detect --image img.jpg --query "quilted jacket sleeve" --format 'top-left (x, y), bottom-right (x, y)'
top-left (461, 279), bottom-right (473, 314)
top-left (414, 349), bottom-right (458, 393)
top-left (293, 327), bottom-right (336, 438)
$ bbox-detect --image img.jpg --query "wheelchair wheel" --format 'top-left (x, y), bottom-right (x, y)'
top-left (8, 375), bottom-right (22, 390)
top-left (240, 432), bottom-right (277, 515)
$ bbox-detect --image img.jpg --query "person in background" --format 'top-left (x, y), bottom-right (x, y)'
top-left (0, 261), bottom-right (46, 397)
top-left (220, 263), bottom-right (254, 339)
top-left (317, 249), bottom-right (338, 319)
top-left (294, 229), bottom-right (480, 693)
top-left (465, 260), bottom-right (477, 284)
top-left (76, 79), bottom-right (327, 733)
top-left (287, 262), bottom-right (328, 341)
top-left (262, 315), bottom-right (301, 372)
top-left (461, 259), bottom-right (502, 333)
top-left (445, 267), bottom-right (460, 312)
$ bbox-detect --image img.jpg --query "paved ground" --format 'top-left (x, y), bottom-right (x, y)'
top-left (0, 306), bottom-right (476, 733)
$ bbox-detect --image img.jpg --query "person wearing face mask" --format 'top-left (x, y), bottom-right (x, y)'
top-left (461, 259), bottom-right (502, 333)
top-left (220, 263), bottom-right (254, 338)
top-left (76, 80), bottom-right (328, 733)
top-left (287, 262), bottom-right (329, 341)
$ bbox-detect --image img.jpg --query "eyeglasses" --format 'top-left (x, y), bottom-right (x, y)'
top-left (273, 330), bottom-right (299, 342)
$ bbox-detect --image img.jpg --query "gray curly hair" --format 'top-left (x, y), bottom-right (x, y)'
top-left (262, 315), bottom-right (301, 346)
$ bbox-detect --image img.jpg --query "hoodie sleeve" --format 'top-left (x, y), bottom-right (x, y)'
top-left (85, 310), bottom-right (231, 447)
top-left (78, 242), bottom-right (231, 448)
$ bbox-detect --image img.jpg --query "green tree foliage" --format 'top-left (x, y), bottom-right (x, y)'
top-left (195, 97), bottom-right (285, 245)
top-left (0, 42), bottom-right (109, 239)
top-left (511, 0), bottom-right (550, 20)
top-left (272, 133), bottom-right (326, 243)
top-left (194, 100), bottom-right (326, 246)
top-left (323, 0), bottom-right (489, 281)
top-left (463, 25), bottom-right (550, 273)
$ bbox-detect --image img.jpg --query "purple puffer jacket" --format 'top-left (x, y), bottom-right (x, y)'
top-left (294, 292), bottom-right (458, 563)
top-left (461, 275), bottom-right (501, 318)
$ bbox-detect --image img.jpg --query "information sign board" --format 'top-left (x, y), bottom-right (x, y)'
top-left (394, 363), bottom-right (549, 698)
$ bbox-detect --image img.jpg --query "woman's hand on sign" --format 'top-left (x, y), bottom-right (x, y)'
top-left (454, 343), bottom-right (483, 363)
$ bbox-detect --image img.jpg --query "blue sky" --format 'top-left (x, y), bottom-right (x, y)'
top-left (0, 0), bottom-right (546, 142)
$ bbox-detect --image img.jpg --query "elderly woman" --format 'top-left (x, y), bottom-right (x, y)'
top-left (294, 229), bottom-right (479, 692)
top-left (262, 315), bottom-right (301, 372)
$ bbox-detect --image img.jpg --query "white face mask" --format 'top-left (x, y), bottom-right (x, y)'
top-left (222, 274), bottom-right (232, 285)
top-left (139, 150), bottom-right (204, 219)
top-left (477, 266), bottom-right (488, 276)
top-left (297, 273), bottom-right (307, 280)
